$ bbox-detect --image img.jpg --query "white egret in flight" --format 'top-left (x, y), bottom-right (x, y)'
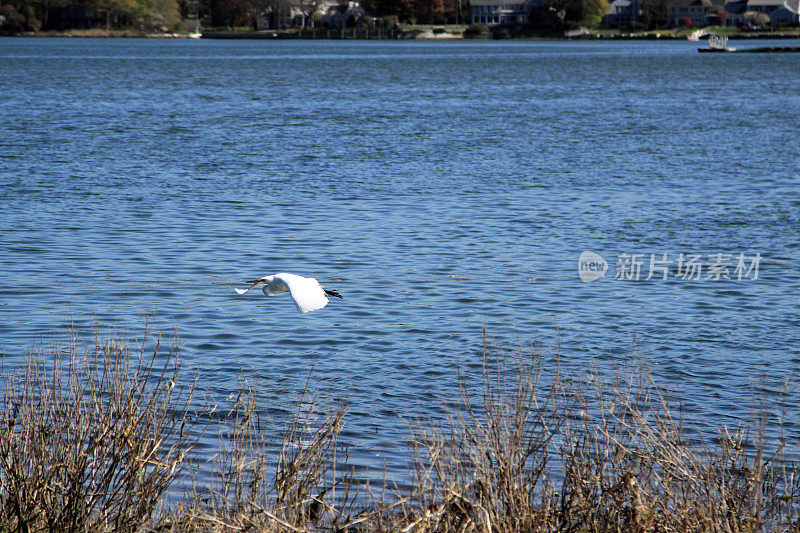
top-left (235, 273), bottom-right (342, 314)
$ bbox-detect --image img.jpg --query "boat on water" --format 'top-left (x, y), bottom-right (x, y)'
top-left (187, 19), bottom-right (201, 39)
top-left (697, 33), bottom-right (800, 53)
top-left (697, 34), bottom-right (735, 52)
top-left (564, 27), bottom-right (591, 38)
top-left (687, 30), bottom-right (706, 41)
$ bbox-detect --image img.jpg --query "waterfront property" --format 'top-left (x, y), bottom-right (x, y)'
top-left (722, 0), bottom-right (749, 25)
top-left (747, 0), bottom-right (800, 25)
top-left (469, 0), bottom-right (543, 25)
top-left (667, 0), bottom-right (720, 26)
top-left (467, 0), bottom-right (798, 27)
top-left (603, 0), bottom-right (643, 27)
top-left (771, 0), bottom-right (800, 25)
top-left (322, 1), bottom-right (366, 27)
top-left (667, 0), bottom-right (800, 25)
top-left (259, 0), bottom-right (365, 29)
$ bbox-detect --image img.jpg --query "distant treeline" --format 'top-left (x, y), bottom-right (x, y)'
top-left (0, 0), bottom-right (473, 33)
top-left (0, 0), bottom-right (668, 34)
top-left (0, 0), bottom-right (183, 32)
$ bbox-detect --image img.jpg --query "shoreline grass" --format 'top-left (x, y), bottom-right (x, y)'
top-left (1, 324), bottom-right (798, 531)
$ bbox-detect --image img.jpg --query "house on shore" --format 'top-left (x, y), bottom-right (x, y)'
top-left (260, 0), bottom-right (364, 29)
top-left (469, 0), bottom-right (554, 25)
top-left (603, 0), bottom-right (642, 26)
top-left (260, 4), bottom-right (303, 29)
top-left (746, 0), bottom-right (800, 24)
top-left (667, 0), bottom-right (713, 25)
top-left (668, 0), bottom-right (799, 24)
top-left (322, 1), bottom-right (365, 27)
top-left (721, 0), bottom-right (748, 24)
top-left (770, 0), bottom-right (800, 25)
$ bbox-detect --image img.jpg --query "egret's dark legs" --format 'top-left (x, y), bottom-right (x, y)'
top-left (324, 289), bottom-right (343, 299)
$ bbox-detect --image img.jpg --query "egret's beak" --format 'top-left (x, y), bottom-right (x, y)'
top-left (246, 279), bottom-right (260, 284)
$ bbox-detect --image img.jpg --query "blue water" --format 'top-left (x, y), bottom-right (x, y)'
top-left (1, 37), bottom-right (798, 484)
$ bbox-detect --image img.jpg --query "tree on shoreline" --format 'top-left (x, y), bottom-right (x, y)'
top-left (639, 0), bottom-right (668, 28)
top-left (211, 0), bottom-right (251, 27)
top-left (0, 0), bottom-right (182, 31)
top-left (86, 0), bottom-right (140, 30)
top-left (548, 0), bottom-right (609, 28)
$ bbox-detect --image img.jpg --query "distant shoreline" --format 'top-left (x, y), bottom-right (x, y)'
top-left (4, 28), bottom-right (800, 41)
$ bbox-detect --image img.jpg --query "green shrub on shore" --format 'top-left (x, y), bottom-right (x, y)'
top-left (1, 323), bottom-right (798, 531)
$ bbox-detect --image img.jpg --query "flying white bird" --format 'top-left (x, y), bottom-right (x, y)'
top-left (235, 273), bottom-right (342, 314)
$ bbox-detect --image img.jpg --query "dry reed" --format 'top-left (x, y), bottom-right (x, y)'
top-left (1, 324), bottom-right (798, 532)
top-left (0, 323), bottom-right (201, 532)
top-left (170, 372), bottom-right (365, 532)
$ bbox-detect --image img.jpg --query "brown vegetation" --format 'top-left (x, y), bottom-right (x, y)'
top-left (0, 324), bottom-right (200, 532)
top-left (0, 325), bottom-right (798, 532)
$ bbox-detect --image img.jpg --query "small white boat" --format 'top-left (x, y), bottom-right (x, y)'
top-left (698, 34), bottom-right (735, 52)
top-left (565, 27), bottom-right (591, 38)
top-left (188, 20), bottom-right (201, 39)
top-left (687, 29), bottom-right (705, 41)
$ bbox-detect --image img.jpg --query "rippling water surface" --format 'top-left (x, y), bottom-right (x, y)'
top-left (1, 37), bottom-right (798, 483)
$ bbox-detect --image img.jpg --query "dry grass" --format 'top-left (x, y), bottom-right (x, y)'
top-left (403, 336), bottom-right (565, 532)
top-left (0, 323), bottom-right (201, 532)
top-left (169, 373), bottom-right (361, 532)
top-left (1, 325), bottom-right (798, 532)
top-left (400, 339), bottom-right (800, 532)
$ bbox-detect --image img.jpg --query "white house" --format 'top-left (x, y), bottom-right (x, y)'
top-left (260, 0), bottom-right (352, 29)
top-left (470, 0), bottom-right (527, 25)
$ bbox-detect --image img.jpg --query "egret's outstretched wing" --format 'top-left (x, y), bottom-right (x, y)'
top-left (275, 273), bottom-right (329, 314)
